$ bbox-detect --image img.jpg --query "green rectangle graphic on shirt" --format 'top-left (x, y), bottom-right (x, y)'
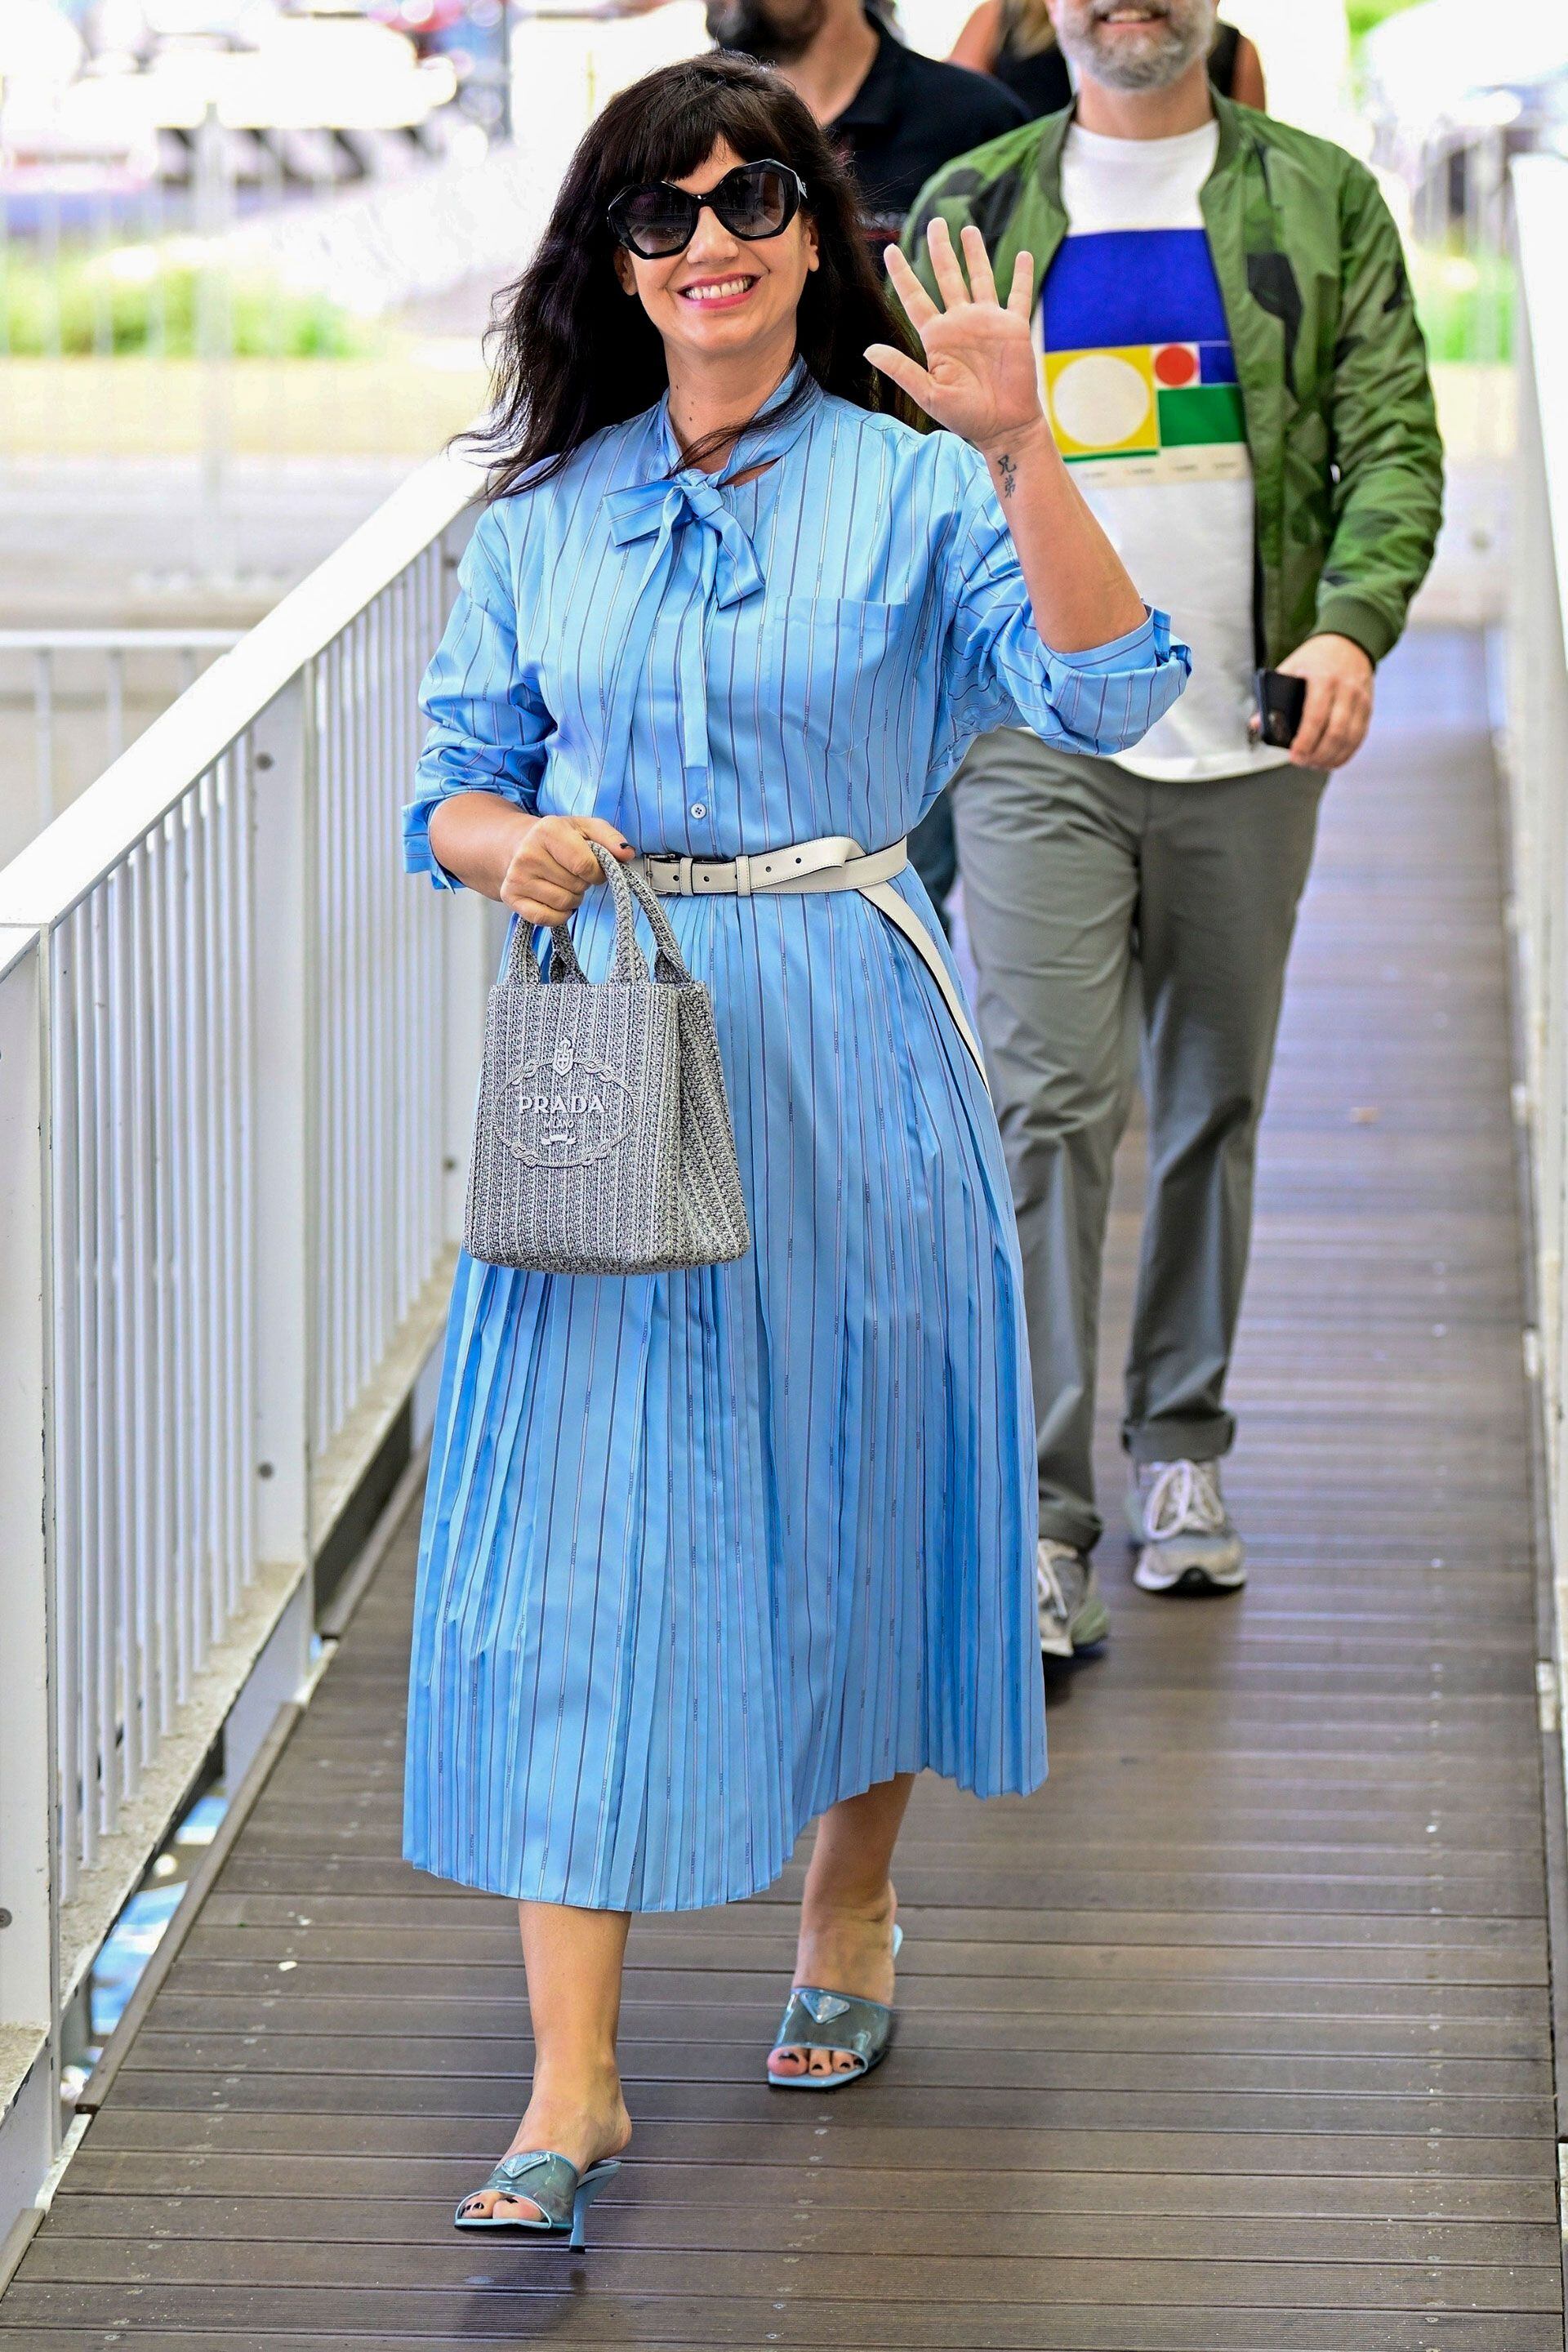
top-left (1156, 384), bottom-right (1247, 447)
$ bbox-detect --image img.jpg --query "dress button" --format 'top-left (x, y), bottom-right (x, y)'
top-left (689, 801), bottom-right (707, 819)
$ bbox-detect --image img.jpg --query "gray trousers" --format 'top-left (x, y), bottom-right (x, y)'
top-left (951, 732), bottom-right (1325, 1552)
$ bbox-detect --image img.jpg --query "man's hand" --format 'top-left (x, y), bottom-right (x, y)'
top-left (1274, 634), bottom-right (1374, 770)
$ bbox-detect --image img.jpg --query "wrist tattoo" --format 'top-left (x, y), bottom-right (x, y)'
top-left (996, 450), bottom-right (1017, 501)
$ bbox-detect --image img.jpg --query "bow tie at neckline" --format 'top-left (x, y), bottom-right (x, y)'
top-left (595, 363), bottom-right (822, 795)
top-left (604, 470), bottom-right (764, 609)
top-left (603, 358), bottom-right (823, 604)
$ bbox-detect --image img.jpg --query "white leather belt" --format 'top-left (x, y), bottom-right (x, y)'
top-left (632, 834), bottom-right (987, 1088)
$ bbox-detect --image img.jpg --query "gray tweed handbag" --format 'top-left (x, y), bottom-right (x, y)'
top-left (464, 844), bottom-right (751, 1275)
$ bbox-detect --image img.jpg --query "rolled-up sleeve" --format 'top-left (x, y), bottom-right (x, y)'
top-left (403, 503), bottom-right (554, 889)
top-left (933, 442), bottom-right (1191, 772)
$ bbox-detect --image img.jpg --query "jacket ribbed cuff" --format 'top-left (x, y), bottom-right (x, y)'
top-left (1310, 594), bottom-right (1400, 667)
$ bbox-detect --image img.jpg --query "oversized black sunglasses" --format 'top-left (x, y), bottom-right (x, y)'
top-left (606, 158), bottom-right (806, 261)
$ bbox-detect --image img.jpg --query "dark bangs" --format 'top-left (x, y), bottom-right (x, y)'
top-left (464, 54), bottom-right (919, 501)
top-left (608, 61), bottom-right (814, 185)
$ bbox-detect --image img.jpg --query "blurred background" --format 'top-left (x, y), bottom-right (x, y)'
top-left (0, 0), bottom-right (1563, 858)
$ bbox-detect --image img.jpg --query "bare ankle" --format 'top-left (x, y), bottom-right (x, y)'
top-left (800, 1878), bottom-right (895, 1929)
top-left (524, 2043), bottom-right (622, 2100)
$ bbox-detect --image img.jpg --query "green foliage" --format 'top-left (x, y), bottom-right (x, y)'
top-left (1407, 242), bottom-right (1515, 365)
top-left (0, 249), bottom-right (379, 359)
top-left (1345, 0), bottom-right (1424, 44)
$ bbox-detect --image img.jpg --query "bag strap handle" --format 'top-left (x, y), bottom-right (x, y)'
top-left (506, 840), bottom-right (651, 987)
top-left (623, 864), bottom-right (693, 987)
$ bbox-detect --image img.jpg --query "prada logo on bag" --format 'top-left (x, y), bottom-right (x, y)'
top-left (494, 1034), bottom-right (635, 1169)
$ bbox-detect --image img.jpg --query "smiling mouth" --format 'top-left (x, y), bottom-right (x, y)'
top-left (678, 274), bottom-right (760, 304)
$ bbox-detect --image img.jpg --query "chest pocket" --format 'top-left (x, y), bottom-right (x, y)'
top-left (767, 596), bottom-right (906, 756)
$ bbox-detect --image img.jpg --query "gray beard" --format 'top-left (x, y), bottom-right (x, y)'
top-left (1056, 3), bottom-right (1214, 92)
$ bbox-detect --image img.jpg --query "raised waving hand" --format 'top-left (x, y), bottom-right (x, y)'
top-left (867, 220), bottom-right (1045, 459)
top-left (869, 216), bottom-right (1148, 654)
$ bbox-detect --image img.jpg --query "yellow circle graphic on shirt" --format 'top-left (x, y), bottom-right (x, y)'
top-left (1044, 347), bottom-right (1159, 458)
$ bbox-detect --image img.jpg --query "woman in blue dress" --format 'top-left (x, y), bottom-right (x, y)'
top-left (403, 53), bottom-right (1187, 2238)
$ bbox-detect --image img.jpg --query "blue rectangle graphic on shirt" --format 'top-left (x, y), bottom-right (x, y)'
top-left (1039, 227), bottom-right (1248, 485)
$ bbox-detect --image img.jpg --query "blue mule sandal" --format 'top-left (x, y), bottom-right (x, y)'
top-left (454, 2149), bottom-right (620, 2247)
top-left (767, 1922), bottom-right (903, 2090)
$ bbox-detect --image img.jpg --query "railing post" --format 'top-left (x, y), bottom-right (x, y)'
top-left (436, 514), bottom-right (492, 1247)
top-left (244, 679), bottom-right (314, 1742)
top-left (0, 926), bottom-right (60, 2221)
top-left (442, 894), bottom-right (494, 1245)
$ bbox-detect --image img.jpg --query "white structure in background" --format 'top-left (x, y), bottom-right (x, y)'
top-left (0, 15), bottom-right (457, 167)
top-left (136, 17), bottom-right (458, 131)
top-left (229, 133), bottom-right (557, 319)
top-left (1221, 0), bottom-right (1354, 141)
top-left (510, 0), bottom-right (709, 183)
top-left (0, 632), bottom-right (242, 864)
top-left (1505, 155), bottom-right (1568, 1771)
top-left (0, 2), bottom-right (85, 91)
top-left (1364, 0), bottom-right (1568, 139)
top-left (1364, 0), bottom-right (1568, 234)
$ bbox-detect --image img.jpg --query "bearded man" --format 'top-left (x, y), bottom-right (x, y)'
top-left (902, 0), bottom-right (1442, 1651)
top-left (706, 0), bottom-right (1026, 250)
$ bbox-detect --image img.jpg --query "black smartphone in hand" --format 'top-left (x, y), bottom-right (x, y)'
top-left (1253, 668), bottom-right (1307, 749)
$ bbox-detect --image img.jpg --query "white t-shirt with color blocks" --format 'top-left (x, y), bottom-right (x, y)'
top-left (1035, 119), bottom-right (1287, 780)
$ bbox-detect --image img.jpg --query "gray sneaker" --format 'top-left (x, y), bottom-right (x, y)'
top-left (1129, 1459), bottom-right (1246, 1593)
top-left (1036, 1538), bottom-right (1111, 1657)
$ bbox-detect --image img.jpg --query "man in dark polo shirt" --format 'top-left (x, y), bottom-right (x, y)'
top-left (706, 0), bottom-right (1027, 918)
top-left (706, 0), bottom-right (1028, 246)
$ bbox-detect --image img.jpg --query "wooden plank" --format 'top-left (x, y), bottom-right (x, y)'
top-left (158, 1958), bottom-right (1555, 2024)
top-left (209, 1856), bottom-right (1551, 1917)
top-left (140, 1994), bottom-right (1555, 2060)
top-left (16, 2238), bottom-right (1563, 2314)
top-left (99, 2065), bottom-right (1561, 2140)
top-left (119, 2032), bottom-right (1554, 2102)
top-left (55, 2151), bottom-right (1563, 2225)
top-left (0, 2283), bottom-right (1561, 2350)
top-left (77, 2109), bottom-right (1561, 2179)
top-left (172, 1926), bottom-right (1554, 1989)
top-left (181, 1907), bottom-right (1554, 1958)
top-left (33, 2197), bottom-right (1561, 2266)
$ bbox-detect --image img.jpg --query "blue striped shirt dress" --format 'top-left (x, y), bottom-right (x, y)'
top-left (402, 363), bottom-right (1189, 1913)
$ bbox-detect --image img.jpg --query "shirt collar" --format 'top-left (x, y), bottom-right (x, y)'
top-left (644, 354), bottom-right (824, 485)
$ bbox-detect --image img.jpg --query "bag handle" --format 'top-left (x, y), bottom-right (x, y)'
top-left (504, 840), bottom-right (693, 989)
top-left (623, 863), bottom-right (693, 986)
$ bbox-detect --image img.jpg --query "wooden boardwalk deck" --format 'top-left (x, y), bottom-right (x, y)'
top-left (2, 626), bottom-right (1561, 2350)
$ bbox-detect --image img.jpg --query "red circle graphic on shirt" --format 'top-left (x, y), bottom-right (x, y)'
top-left (1153, 344), bottom-right (1198, 387)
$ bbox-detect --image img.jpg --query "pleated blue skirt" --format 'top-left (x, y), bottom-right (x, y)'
top-left (403, 874), bottom-right (1046, 1913)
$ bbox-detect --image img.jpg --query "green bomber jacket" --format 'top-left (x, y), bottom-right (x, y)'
top-left (902, 96), bottom-right (1445, 667)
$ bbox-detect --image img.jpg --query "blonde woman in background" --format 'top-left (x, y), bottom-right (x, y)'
top-left (951, 0), bottom-right (1264, 116)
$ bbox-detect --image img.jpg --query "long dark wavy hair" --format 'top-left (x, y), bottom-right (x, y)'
top-left (467, 54), bottom-right (920, 501)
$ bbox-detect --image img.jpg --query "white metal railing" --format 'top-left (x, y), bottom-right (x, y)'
top-left (0, 632), bottom-right (242, 852)
top-left (1504, 154), bottom-right (1568, 1768)
top-left (0, 443), bottom-right (494, 2238)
